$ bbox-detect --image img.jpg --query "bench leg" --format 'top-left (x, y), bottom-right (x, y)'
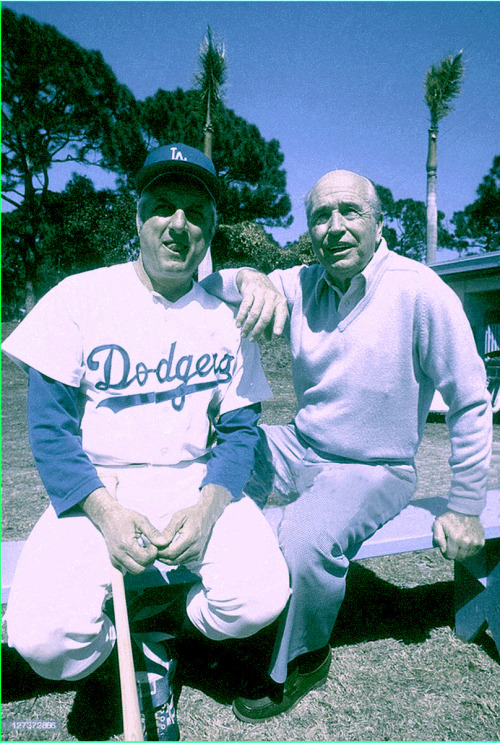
top-left (454, 538), bottom-right (500, 655)
top-left (485, 539), bottom-right (500, 655)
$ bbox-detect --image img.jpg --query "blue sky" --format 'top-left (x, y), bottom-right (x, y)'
top-left (3, 1), bottom-right (500, 254)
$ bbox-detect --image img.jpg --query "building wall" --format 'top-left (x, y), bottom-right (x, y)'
top-left (438, 274), bottom-right (500, 357)
top-left (430, 261), bottom-right (500, 413)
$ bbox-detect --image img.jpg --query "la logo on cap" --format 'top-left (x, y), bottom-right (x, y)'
top-left (170, 146), bottom-right (187, 161)
top-left (136, 143), bottom-right (219, 203)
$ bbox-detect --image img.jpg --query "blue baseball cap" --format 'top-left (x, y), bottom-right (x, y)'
top-left (136, 143), bottom-right (219, 204)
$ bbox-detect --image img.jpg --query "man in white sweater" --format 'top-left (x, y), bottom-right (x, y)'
top-left (202, 169), bottom-right (492, 721)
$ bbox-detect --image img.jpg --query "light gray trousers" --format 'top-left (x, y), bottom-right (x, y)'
top-left (246, 424), bottom-right (417, 684)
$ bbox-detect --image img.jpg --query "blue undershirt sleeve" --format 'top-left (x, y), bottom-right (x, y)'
top-left (28, 369), bottom-right (261, 512)
top-left (27, 368), bottom-right (104, 517)
top-left (200, 403), bottom-right (262, 501)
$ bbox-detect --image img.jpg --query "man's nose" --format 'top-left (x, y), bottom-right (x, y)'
top-left (169, 208), bottom-right (188, 232)
top-left (327, 211), bottom-right (344, 234)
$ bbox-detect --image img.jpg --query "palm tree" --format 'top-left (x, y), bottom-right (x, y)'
top-left (195, 25), bottom-right (227, 160)
top-left (424, 51), bottom-right (464, 264)
top-left (194, 27), bottom-right (227, 278)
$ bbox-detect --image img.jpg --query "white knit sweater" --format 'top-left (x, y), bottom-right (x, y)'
top-left (203, 241), bottom-right (492, 515)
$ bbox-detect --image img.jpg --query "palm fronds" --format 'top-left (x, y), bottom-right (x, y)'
top-left (194, 26), bottom-right (227, 129)
top-left (424, 51), bottom-right (464, 127)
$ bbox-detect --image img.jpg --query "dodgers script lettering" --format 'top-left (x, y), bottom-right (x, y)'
top-left (87, 343), bottom-right (234, 412)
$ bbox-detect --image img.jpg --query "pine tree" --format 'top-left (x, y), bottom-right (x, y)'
top-left (1, 8), bottom-right (144, 306)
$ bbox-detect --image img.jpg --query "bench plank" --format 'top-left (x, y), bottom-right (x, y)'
top-left (2, 491), bottom-right (499, 654)
top-left (2, 491), bottom-right (499, 603)
top-left (354, 490), bottom-right (500, 560)
top-left (1, 540), bottom-right (25, 605)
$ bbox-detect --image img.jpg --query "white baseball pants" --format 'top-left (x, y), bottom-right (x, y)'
top-left (5, 461), bottom-right (291, 681)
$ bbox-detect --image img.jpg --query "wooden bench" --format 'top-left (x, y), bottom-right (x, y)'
top-left (2, 490), bottom-right (499, 653)
top-left (355, 490), bottom-right (500, 656)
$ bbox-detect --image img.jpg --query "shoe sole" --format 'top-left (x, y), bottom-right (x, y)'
top-left (232, 674), bottom-right (328, 723)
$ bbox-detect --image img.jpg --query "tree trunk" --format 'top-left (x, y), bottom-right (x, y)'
top-left (24, 281), bottom-right (36, 314)
top-left (203, 127), bottom-right (213, 161)
top-left (21, 172), bottom-right (41, 312)
top-left (22, 221), bottom-right (39, 314)
top-left (198, 106), bottom-right (214, 280)
top-left (426, 126), bottom-right (438, 264)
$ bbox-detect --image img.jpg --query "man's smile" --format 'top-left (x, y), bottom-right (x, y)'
top-left (325, 243), bottom-right (353, 253)
top-left (161, 240), bottom-right (189, 255)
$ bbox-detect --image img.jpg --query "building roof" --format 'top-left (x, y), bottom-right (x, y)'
top-left (430, 251), bottom-right (500, 278)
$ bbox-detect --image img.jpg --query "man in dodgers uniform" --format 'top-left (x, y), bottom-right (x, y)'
top-left (203, 169), bottom-right (493, 721)
top-left (2, 144), bottom-right (290, 739)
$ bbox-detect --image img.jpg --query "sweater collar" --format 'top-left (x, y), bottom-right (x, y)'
top-left (315, 238), bottom-right (390, 303)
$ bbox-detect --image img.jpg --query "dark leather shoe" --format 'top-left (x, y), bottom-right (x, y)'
top-left (232, 647), bottom-right (331, 722)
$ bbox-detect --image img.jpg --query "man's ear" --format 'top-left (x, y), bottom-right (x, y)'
top-left (376, 216), bottom-right (384, 245)
top-left (136, 211), bottom-right (142, 236)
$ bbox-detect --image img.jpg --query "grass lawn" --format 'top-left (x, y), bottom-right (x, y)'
top-left (1, 327), bottom-right (499, 741)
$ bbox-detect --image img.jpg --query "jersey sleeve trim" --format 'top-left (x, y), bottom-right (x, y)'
top-left (200, 403), bottom-right (262, 501)
top-left (27, 368), bottom-right (104, 516)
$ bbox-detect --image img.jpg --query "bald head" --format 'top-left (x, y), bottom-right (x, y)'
top-left (305, 169), bottom-right (384, 292)
top-left (306, 170), bottom-right (382, 225)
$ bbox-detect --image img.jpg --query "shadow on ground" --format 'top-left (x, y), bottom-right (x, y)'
top-left (2, 563), bottom-right (498, 741)
top-left (334, 562), bottom-right (455, 645)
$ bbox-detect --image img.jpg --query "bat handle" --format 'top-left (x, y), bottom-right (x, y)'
top-left (98, 470), bottom-right (144, 739)
top-left (111, 565), bottom-right (144, 741)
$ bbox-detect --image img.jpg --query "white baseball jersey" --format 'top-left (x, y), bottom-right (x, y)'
top-left (2, 262), bottom-right (272, 466)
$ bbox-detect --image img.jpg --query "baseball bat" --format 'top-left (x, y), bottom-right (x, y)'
top-left (111, 564), bottom-right (144, 742)
top-left (98, 470), bottom-right (144, 741)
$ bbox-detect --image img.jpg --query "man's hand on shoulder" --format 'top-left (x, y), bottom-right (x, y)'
top-left (432, 510), bottom-right (485, 561)
top-left (157, 484), bottom-right (232, 566)
top-left (235, 269), bottom-right (288, 341)
top-left (81, 487), bottom-right (168, 574)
